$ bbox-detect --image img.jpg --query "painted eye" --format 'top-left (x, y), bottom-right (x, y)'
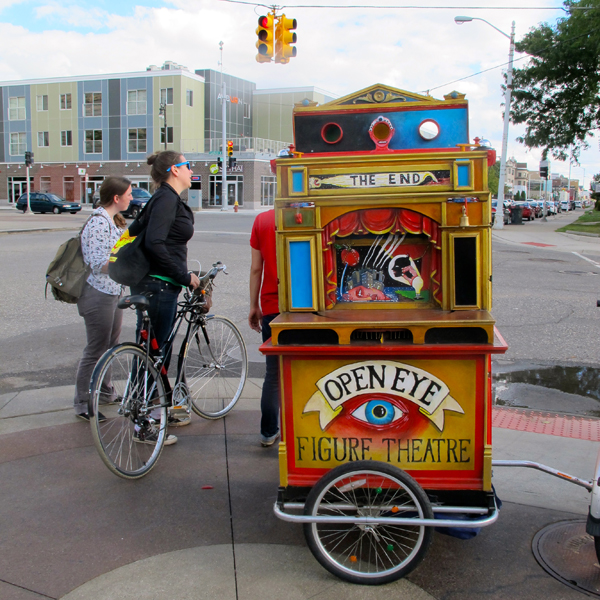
top-left (351, 400), bottom-right (403, 426)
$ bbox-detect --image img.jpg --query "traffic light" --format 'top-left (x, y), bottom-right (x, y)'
top-left (275, 15), bottom-right (297, 64)
top-left (227, 140), bottom-right (233, 158)
top-left (25, 151), bottom-right (34, 167)
top-left (256, 14), bottom-right (274, 62)
top-left (540, 160), bottom-right (549, 178)
top-left (228, 157), bottom-right (236, 169)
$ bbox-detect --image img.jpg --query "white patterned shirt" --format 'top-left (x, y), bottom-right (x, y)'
top-left (81, 207), bottom-right (124, 296)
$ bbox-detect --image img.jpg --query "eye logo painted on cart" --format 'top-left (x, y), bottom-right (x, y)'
top-left (303, 360), bottom-right (464, 432)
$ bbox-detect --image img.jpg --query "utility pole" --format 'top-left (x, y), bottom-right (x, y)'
top-left (219, 41), bottom-right (228, 211)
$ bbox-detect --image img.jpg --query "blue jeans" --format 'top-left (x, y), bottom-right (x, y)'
top-left (261, 313), bottom-right (280, 437)
top-left (131, 277), bottom-right (181, 371)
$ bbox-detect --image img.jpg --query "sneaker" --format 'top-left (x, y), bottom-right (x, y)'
top-left (260, 431), bottom-right (280, 447)
top-left (134, 428), bottom-right (178, 446)
top-left (167, 414), bottom-right (191, 427)
top-left (76, 411), bottom-right (106, 423)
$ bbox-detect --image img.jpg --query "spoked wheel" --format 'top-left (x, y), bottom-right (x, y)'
top-left (303, 461), bottom-right (433, 585)
top-left (89, 343), bottom-right (168, 479)
top-left (180, 316), bottom-right (247, 419)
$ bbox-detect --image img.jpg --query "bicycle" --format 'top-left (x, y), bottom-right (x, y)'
top-left (88, 261), bottom-right (247, 479)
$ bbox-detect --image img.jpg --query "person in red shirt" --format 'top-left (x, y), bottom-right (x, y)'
top-left (249, 209), bottom-right (280, 446)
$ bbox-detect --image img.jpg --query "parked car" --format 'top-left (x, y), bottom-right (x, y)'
top-left (492, 200), bottom-right (510, 225)
top-left (529, 201), bottom-right (542, 218)
top-left (515, 201), bottom-right (534, 221)
top-left (560, 200), bottom-right (570, 211)
top-left (92, 186), bottom-right (152, 218)
top-left (16, 192), bottom-right (81, 214)
top-left (575, 200), bottom-right (583, 209)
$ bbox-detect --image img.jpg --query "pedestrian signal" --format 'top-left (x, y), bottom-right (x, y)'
top-left (256, 14), bottom-right (274, 62)
top-left (539, 160), bottom-right (549, 179)
top-left (227, 140), bottom-right (233, 157)
top-left (25, 151), bottom-right (34, 167)
top-left (275, 15), bottom-right (297, 64)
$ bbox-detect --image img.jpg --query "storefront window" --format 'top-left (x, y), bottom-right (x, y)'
top-left (209, 174), bottom-right (243, 207)
top-left (261, 176), bottom-right (277, 206)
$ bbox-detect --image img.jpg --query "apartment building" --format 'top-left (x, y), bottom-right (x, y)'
top-left (0, 63), bottom-right (337, 209)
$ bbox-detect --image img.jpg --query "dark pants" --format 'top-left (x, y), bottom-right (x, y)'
top-left (261, 313), bottom-right (280, 438)
top-left (131, 277), bottom-right (181, 371)
top-left (74, 283), bottom-right (123, 414)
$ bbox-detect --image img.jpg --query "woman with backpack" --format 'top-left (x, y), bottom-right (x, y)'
top-left (129, 150), bottom-right (200, 444)
top-left (73, 177), bottom-right (132, 421)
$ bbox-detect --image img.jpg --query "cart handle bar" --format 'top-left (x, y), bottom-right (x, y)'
top-left (492, 459), bottom-right (593, 491)
top-left (273, 500), bottom-right (499, 529)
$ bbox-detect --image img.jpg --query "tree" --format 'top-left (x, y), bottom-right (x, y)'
top-left (510, 0), bottom-right (600, 161)
top-left (488, 161), bottom-right (510, 197)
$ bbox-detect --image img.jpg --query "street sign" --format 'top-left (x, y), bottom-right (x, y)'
top-left (210, 164), bottom-right (219, 174)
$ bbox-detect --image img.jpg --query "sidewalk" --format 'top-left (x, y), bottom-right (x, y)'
top-left (1, 373), bottom-right (597, 599)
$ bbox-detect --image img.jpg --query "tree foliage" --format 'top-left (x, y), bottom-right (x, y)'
top-left (511, 0), bottom-right (600, 161)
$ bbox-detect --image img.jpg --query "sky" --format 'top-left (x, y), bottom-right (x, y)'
top-left (0, 0), bottom-right (596, 187)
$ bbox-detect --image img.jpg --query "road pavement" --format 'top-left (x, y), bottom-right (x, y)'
top-left (1, 208), bottom-right (599, 599)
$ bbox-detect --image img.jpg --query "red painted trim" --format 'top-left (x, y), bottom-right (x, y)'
top-left (418, 118), bottom-right (440, 141)
top-left (292, 147), bottom-right (474, 158)
top-left (261, 341), bottom-right (509, 356)
top-left (321, 122), bottom-right (344, 144)
top-left (295, 103), bottom-right (468, 118)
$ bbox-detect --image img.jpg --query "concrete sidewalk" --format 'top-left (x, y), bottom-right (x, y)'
top-left (1, 372), bottom-right (598, 600)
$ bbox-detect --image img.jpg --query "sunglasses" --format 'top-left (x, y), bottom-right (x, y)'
top-left (167, 161), bottom-right (191, 172)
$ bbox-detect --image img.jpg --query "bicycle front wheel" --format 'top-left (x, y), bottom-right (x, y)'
top-left (181, 316), bottom-right (247, 419)
top-left (89, 343), bottom-right (168, 479)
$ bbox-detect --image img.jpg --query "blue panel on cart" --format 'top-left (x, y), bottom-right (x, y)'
top-left (289, 241), bottom-right (313, 308)
top-left (457, 163), bottom-right (470, 187)
top-left (292, 170), bottom-right (305, 193)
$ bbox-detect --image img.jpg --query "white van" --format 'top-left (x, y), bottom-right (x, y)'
top-left (561, 200), bottom-right (570, 211)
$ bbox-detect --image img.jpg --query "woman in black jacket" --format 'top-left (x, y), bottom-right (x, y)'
top-left (131, 150), bottom-right (200, 442)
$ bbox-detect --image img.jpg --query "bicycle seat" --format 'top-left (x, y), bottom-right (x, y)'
top-left (118, 295), bottom-right (150, 310)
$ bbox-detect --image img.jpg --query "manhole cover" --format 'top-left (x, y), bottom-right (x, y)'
top-left (533, 520), bottom-right (600, 596)
top-left (528, 258), bottom-right (568, 263)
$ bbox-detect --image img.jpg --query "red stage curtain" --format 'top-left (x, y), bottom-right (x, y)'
top-left (322, 208), bottom-right (442, 308)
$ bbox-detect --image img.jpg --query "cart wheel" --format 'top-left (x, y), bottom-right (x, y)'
top-left (303, 461), bottom-right (433, 585)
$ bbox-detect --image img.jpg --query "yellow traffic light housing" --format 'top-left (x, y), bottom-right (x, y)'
top-left (227, 140), bottom-right (233, 157)
top-left (275, 14), bottom-right (297, 64)
top-left (256, 14), bottom-right (274, 62)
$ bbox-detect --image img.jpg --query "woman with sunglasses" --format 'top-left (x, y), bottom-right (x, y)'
top-left (130, 151), bottom-right (200, 444)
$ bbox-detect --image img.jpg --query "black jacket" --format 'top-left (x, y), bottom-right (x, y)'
top-left (137, 183), bottom-right (195, 286)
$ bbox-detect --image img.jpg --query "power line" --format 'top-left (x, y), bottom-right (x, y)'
top-left (218, 0), bottom-right (571, 9)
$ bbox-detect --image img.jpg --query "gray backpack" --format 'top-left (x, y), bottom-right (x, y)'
top-left (45, 214), bottom-right (111, 304)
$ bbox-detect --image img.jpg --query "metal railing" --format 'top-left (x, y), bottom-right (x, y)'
top-left (181, 137), bottom-right (290, 156)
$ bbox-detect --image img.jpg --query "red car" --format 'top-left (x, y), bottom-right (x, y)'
top-left (515, 202), bottom-right (534, 221)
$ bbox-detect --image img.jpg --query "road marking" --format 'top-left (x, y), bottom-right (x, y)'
top-left (572, 252), bottom-right (600, 269)
top-left (194, 230), bottom-right (250, 236)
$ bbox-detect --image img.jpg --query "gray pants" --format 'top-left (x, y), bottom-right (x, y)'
top-left (74, 283), bottom-right (123, 414)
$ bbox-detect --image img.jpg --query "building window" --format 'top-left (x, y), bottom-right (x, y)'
top-left (36, 95), bottom-right (48, 111)
top-left (160, 127), bottom-right (174, 145)
top-left (186, 89), bottom-right (193, 107)
top-left (60, 93), bottom-right (72, 110)
top-left (9, 97), bottom-right (26, 120)
top-left (40, 176), bottom-right (51, 193)
top-left (85, 129), bottom-right (102, 153)
top-left (128, 128), bottom-right (147, 153)
top-left (261, 176), bottom-right (277, 206)
top-left (244, 102), bottom-right (250, 119)
top-left (160, 87), bottom-right (174, 105)
top-left (127, 89), bottom-right (147, 115)
top-left (61, 130), bottom-right (73, 147)
top-left (37, 131), bottom-right (49, 147)
top-left (10, 132), bottom-right (27, 155)
top-left (84, 92), bottom-right (102, 116)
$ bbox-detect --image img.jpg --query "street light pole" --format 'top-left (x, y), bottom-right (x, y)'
top-left (455, 17), bottom-right (515, 230)
top-left (159, 102), bottom-right (167, 151)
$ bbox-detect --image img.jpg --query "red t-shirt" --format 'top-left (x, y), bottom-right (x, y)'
top-left (250, 209), bottom-right (279, 315)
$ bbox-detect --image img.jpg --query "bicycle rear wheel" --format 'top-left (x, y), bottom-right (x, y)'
top-left (89, 343), bottom-right (168, 479)
top-left (181, 316), bottom-right (247, 419)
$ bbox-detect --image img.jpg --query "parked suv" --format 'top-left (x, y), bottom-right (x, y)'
top-left (16, 192), bottom-right (81, 214)
top-left (93, 186), bottom-right (152, 218)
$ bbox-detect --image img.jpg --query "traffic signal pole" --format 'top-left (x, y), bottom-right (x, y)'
top-left (219, 41), bottom-right (228, 212)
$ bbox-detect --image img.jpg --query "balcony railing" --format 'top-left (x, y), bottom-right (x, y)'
top-left (181, 137), bottom-right (290, 156)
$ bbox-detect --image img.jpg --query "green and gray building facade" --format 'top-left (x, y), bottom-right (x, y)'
top-left (0, 62), bottom-right (335, 209)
